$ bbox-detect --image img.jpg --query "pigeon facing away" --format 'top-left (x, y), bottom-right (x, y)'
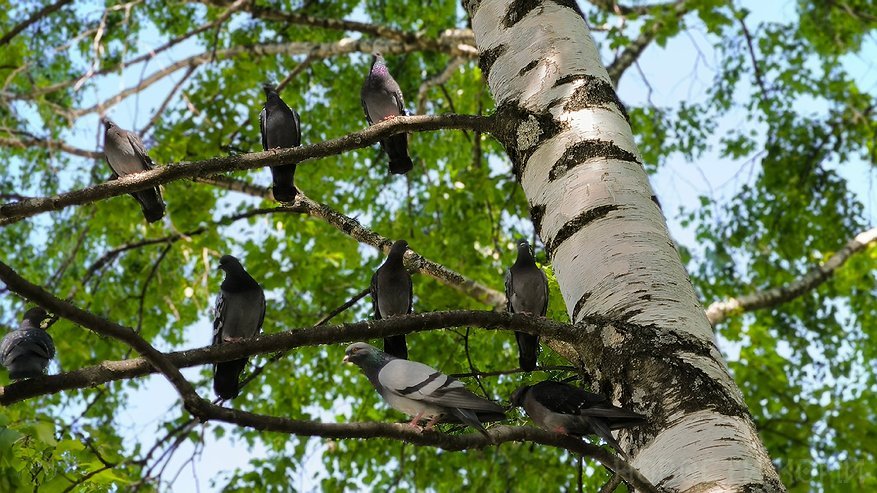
top-left (510, 380), bottom-right (646, 459)
top-left (213, 255), bottom-right (266, 400)
top-left (102, 117), bottom-right (166, 223)
top-left (361, 53), bottom-right (413, 175)
top-left (505, 239), bottom-right (549, 371)
top-left (260, 83), bottom-right (302, 202)
top-left (344, 342), bottom-right (506, 436)
top-left (1, 308), bottom-right (54, 379)
top-left (370, 240), bottom-right (413, 359)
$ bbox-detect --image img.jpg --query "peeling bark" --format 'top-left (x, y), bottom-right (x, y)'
top-left (466, 0), bottom-right (784, 490)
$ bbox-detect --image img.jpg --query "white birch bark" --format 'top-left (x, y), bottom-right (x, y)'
top-left (464, 1), bottom-right (784, 491)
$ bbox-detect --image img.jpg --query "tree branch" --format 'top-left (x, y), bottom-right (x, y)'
top-left (0, 114), bottom-right (494, 224)
top-left (0, 310), bottom-right (569, 405)
top-left (0, 260), bottom-right (206, 415)
top-left (705, 227), bottom-right (877, 325)
top-left (0, 0), bottom-right (74, 46)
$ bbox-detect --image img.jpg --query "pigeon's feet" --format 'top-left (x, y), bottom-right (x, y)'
top-left (423, 416), bottom-right (441, 431)
top-left (223, 336), bottom-right (245, 343)
top-left (407, 411), bottom-right (425, 431)
top-left (381, 115), bottom-right (397, 122)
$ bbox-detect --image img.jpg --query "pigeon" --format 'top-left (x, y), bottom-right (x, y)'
top-left (260, 83), bottom-right (302, 202)
top-left (510, 380), bottom-right (647, 459)
top-left (102, 117), bottom-right (166, 223)
top-left (344, 342), bottom-right (506, 436)
top-left (361, 53), bottom-right (413, 175)
top-left (1, 307), bottom-right (54, 380)
top-left (212, 255), bottom-right (266, 400)
top-left (505, 239), bottom-right (549, 371)
top-left (370, 240), bottom-right (413, 359)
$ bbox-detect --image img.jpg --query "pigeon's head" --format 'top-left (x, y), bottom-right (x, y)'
top-left (515, 239), bottom-right (534, 260)
top-left (509, 385), bottom-right (532, 407)
top-left (100, 116), bottom-right (116, 129)
top-left (218, 255), bottom-right (242, 272)
top-left (21, 307), bottom-right (49, 329)
top-left (343, 342), bottom-right (382, 366)
top-left (388, 240), bottom-right (409, 258)
top-left (262, 82), bottom-right (278, 96)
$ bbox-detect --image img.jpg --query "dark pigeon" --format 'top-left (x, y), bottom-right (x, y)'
top-left (212, 255), bottom-right (266, 400)
top-left (102, 117), bottom-right (166, 223)
top-left (370, 240), bottom-right (413, 359)
top-left (1, 307), bottom-right (54, 379)
top-left (344, 342), bottom-right (506, 436)
top-left (510, 380), bottom-right (646, 459)
top-left (361, 53), bottom-right (413, 175)
top-left (505, 239), bottom-right (549, 371)
top-left (260, 83), bottom-right (301, 202)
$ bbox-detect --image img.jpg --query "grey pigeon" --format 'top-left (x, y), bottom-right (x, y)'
top-left (1, 308), bottom-right (54, 379)
top-left (505, 239), bottom-right (548, 371)
top-left (370, 240), bottom-right (413, 359)
top-left (102, 117), bottom-right (166, 223)
top-left (344, 342), bottom-right (506, 436)
top-left (510, 380), bottom-right (646, 459)
top-left (212, 255), bottom-right (266, 400)
top-left (260, 83), bottom-right (301, 202)
top-left (361, 53), bottom-right (413, 174)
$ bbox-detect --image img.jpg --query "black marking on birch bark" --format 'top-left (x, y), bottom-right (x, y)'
top-left (529, 204), bottom-right (546, 237)
top-left (504, 0), bottom-right (541, 28)
top-left (461, 0), bottom-right (482, 16)
top-left (518, 59), bottom-right (540, 77)
top-left (544, 205), bottom-right (617, 257)
top-left (549, 140), bottom-right (641, 181)
top-left (478, 44), bottom-right (507, 82)
top-left (651, 195), bottom-right (662, 210)
top-left (550, 75), bottom-right (630, 123)
top-left (493, 102), bottom-right (564, 181)
top-left (551, 0), bottom-right (586, 19)
top-left (571, 291), bottom-right (591, 322)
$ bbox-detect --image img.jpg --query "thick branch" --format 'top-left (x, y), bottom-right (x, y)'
top-left (706, 227), bottom-right (877, 325)
top-left (0, 310), bottom-right (569, 405)
top-left (0, 114), bottom-right (493, 223)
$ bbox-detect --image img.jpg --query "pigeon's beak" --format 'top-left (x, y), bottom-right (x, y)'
top-left (342, 354), bottom-right (350, 363)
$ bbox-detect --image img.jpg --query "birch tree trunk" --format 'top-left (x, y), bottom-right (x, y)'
top-left (463, 1), bottom-right (785, 490)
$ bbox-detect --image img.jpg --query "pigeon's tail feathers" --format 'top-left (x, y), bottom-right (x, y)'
top-left (381, 134), bottom-right (413, 175)
top-left (383, 335), bottom-right (408, 360)
top-left (579, 407), bottom-right (647, 429)
top-left (134, 187), bottom-right (166, 223)
top-left (587, 417), bottom-right (630, 460)
top-left (515, 332), bottom-right (539, 371)
top-left (214, 358), bottom-right (248, 400)
top-left (270, 164), bottom-right (298, 202)
top-left (449, 408), bottom-right (489, 438)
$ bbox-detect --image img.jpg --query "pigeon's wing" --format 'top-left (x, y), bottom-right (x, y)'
top-left (125, 131), bottom-right (155, 171)
top-left (379, 360), bottom-right (503, 413)
top-left (256, 289), bottom-right (266, 332)
top-left (539, 268), bottom-right (549, 316)
top-left (360, 85), bottom-right (374, 125)
top-left (391, 82), bottom-right (405, 114)
top-left (406, 271), bottom-right (413, 314)
top-left (529, 381), bottom-right (608, 415)
top-left (291, 107), bottom-right (302, 147)
top-left (212, 291), bottom-right (226, 346)
top-left (370, 269), bottom-right (381, 319)
top-left (0, 332), bottom-right (15, 364)
top-left (259, 106), bottom-right (268, 150)
top-left (504, 268), bottom-right (514, 313)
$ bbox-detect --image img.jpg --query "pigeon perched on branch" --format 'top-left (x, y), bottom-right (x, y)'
top-left (260, 83), bottom-right (301, 202)
top-left (370, 240), bottom-right (413, 359)
top-left (212, 255), bottom-right (265, 400)
top-left (1, 307), bottom-right (54, 379)
top-left (505, 239), bottom-right (548, 371)
top-left (511, 380), bottom-right (646, 459)
top-left (361, 53), bottom-right (413, 174)
top-left (344, 342), bottom-right (506, 436)
top-left (102, 117), bottom-right (166, 223)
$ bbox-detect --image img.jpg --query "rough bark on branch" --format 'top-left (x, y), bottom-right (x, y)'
top-left (0, 114), bottom-right (492, 224)
top-left (705, 227), bottom-right (877, 325)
